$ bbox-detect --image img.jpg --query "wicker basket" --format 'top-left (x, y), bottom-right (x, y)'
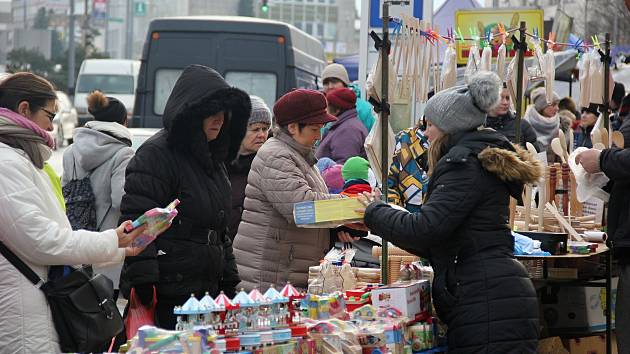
top-left (372, 246), bottom-right (421, 283)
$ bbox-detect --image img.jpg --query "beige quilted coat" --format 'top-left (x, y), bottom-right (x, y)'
top-left (233, 129), bottom-right (338, 290)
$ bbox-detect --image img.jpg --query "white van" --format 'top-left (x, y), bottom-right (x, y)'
top-left (74, 59), bottom-right (140, 125)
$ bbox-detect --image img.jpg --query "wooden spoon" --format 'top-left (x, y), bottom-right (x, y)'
top-left (558, 129), bottom-right (569, 160)
top-left (612, 131), bottom-right (624, 148)
top-left (551, 138), bottom-right (567, 164)
top-left (525, 142), bottom-right (538, 157)
top-left (593, 142), bottom-right (606, 150)
top-left (568, 129), bottom-right (575, 153)
top-left (592, 129), bottom-right (602, 146)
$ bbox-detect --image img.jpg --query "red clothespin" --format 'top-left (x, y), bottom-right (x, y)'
top-left (548, 32), bottom-right (557, 51)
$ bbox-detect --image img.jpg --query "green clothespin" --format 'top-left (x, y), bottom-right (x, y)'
top-left (456, 27), bottom-right (465, 43)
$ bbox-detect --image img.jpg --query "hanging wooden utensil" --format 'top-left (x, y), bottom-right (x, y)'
top-left (561, 164), bottom-right (569, 216)
top-left (558, 129), bottom-right (569, 162)
top-left (612, 130), bottom-right (624, 148)
top-left (550, 138), bottom-right (567, 164)
top-left (592, 128), bottom-right (602, 146)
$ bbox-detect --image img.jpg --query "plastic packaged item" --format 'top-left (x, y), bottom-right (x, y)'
top-left (464, 44), bottom-right (480, 84)
top-left (480, 45), bottom-right (492, 71)
top-left (578, 51), bottom-right (592, 107)
top-left (496, 43), bottom-right (507, 81)
top-left (569, 147), bottom-right (610, 202)
top-left (544, 48), bottom-right (556, 103)
top-left (126, 199), bottom-right (180, 248)
top-left (441, 43), bottom-right (457, 90)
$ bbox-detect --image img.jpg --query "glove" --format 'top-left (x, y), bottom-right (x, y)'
top-left (134, 284), bottom-right (155, 307)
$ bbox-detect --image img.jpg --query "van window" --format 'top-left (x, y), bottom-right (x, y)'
top-left (225, 72), bottom-right (277, 111)
top-left (77, 74), bottom-right (134, 94)
top-left (154, 69), bottom-right (183, 115)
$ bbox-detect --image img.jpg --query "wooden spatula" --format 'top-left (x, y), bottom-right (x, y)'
top-left (612, 131), bottom-right (625, 148)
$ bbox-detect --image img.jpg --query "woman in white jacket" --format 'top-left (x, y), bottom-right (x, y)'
top-left (0, 72), bottom-right (149, 353)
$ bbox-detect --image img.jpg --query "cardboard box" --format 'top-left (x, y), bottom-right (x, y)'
top-left (370, 280), bottom-right (431, 321)
top-left (541, 277), bottom-right (618, 333)
top-left (568, 334), bottom-right (618, 354)
top-left (294, 198), bottom-right (364, 227)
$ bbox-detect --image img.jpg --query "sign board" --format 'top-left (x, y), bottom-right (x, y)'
top-left (92, 0), bottom-right (107, 22)
top-left (134, 1), bottom-right (146, 17)
top-left (455, 9), bottom-right (544, 65)
top-left (551, 9), bottom-right (573, 49)
top-left (369, 0), bottom-right (423, 29)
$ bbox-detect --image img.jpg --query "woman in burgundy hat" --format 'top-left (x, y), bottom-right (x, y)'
top-left (233, 89), bottom-right (358, 290)
top-left (316, 87), bottom-right (368, 164)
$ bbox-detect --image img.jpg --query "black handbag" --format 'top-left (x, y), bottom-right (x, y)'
top-left (0, 241), bottom-right (123, 353)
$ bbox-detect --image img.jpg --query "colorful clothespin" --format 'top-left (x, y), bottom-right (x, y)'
top-left (573, 38), bottom-right (584, 59)
top-left (532, 27), bottom-right (539, 41)
top-left (447, 27), bottom-right (454, 43)
top-left (469, 27), bottom-right (479, 41)
top-left (547, 32), bottom-right (556, 50)
top-left (591, 35), bottom-right (601, 50)
top-left (456, 27), bottom-right (465, 43)
top-left (486, 31), bottom-right (493, 47)
top-left (497, 23), bottom-right (507, 44)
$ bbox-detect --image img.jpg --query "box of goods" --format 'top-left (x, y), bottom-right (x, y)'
top-left (294, 198), bottom-right (363, 227)
top-left (371, 280), bottom-right (431, 321)
top-left (541, 277), bottom-right (618, 333)
top-left (568, 334), bottom-right (618, 354)
top-left (517, 231), bottom-right (568, 255)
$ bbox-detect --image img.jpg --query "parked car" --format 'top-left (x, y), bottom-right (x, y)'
top-left (52, 91), bottom-right (78, 149)
top-left (129, 128), bottom-right (160, 151)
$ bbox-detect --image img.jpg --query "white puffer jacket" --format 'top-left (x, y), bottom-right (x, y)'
top-left (0, 142), bottom-right (125, 353)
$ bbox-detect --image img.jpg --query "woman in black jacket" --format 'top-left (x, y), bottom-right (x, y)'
top-left (119, 65), bottom-right (251, 329)
top-left (357, 72), bottom-right (541, 353)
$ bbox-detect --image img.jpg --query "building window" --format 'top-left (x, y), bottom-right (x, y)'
top-left (325, 23), bottom-right (336, 39)
top-left (317, 23), bottom-right (324, 37)
top-left (305, 22), bottom-right (313, 35)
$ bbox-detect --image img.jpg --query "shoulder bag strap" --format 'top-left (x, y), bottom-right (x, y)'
top-left (96, 204), bottom-right (113, 231)
top-left (0, 241), bottom-right (44, 288)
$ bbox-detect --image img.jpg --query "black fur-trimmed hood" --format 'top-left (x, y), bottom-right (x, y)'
top-left (163, 64), bottom-right (251, 165)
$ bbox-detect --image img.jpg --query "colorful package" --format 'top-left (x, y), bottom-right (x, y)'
top-left (126, 199), bottom-right (180, 248)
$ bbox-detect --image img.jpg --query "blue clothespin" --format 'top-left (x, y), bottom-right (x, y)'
top-left (532, 27), bottom-right (539, 41)
top-left (573, 38), bottom-right (584, 59)
top-left (486, 31), bottom-right (493, 47)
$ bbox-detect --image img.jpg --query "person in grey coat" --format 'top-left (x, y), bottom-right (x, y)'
top-left (62, 90), bottom-right (134, 296)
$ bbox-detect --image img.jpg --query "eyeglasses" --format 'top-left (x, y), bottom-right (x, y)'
top-left (41, 108), bottom-right (57, 122)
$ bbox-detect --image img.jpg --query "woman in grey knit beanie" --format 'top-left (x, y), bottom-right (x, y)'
top-left (226, 95), bottom-right (271, 240)
top-left (357, 71), bottom-right (542, 352)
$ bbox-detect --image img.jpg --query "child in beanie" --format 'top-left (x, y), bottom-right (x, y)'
top-left (340, 156), bottom-right (372, 196)
top-left (334, 156), bottom-right (373, 240)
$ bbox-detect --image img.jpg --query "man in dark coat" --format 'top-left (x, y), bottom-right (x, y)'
top-left (484, 85), bottom-right (541, 151)
top-left (119, 64), bottom-right (251, 329)
top-left (577, 147), bottom-right (630, 353)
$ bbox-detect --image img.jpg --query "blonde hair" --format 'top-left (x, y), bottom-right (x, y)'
top-left (427, 134), bottom-right (450, 176)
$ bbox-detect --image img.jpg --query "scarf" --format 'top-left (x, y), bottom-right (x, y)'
top-left (524, 105), bottom-right (559, 150)
top-left (0, 108), bottom-right (54, 169)
top-left (273, 127), bottom-right (318, 166)
top-left (84, 120), bottom-right (133, 146)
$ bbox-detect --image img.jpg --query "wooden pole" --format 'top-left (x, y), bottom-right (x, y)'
top-left (380, 1), bottom-right (392, 285)
top-left (514, 21), bottom-right (527, 144)
top-left (602, 33), bottom-right (611, 135)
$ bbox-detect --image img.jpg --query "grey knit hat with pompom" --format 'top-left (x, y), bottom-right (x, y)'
top-left (424, 71), bottom-right (502, 134)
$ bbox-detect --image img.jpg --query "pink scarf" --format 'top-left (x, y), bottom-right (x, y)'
top-left (0, 107), bottom-right (54, 148)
